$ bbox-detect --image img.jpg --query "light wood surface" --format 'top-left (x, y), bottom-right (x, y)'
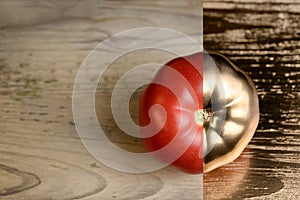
top-left (0, 0), bottom-right (203, 199)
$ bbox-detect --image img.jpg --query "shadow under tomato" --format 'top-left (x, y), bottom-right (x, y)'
top-left (204, 149), bottom-right (284, 200)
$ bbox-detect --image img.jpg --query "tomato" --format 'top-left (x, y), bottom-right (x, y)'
top-left (139, 52), bottom-right (259, 174)
top-left (139, 53), bottom-right (204, 174)
top-left (202, 53), bottom-right (259, 173)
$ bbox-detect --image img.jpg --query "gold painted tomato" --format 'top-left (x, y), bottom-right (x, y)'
top-left (139, 52), bottom-right (259, 173)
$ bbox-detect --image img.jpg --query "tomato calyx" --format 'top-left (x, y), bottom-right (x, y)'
top-left (194, 108), bottom-right (212, 126)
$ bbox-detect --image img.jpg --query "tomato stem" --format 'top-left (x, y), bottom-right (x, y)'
top-left (195, 108), bottom-right (212, 126)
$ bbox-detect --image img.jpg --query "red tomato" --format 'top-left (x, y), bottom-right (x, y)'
top-left (139, 53), bottom-right (203, 174)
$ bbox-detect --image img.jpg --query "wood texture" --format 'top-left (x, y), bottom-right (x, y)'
top-left (0, 0), bottom-right (299, 200)
top-left (203, 0), bottom-right (300, 199)
top-left (0, 0), bottom-right (203, 199)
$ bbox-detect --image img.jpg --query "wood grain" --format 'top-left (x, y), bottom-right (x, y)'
top-left (203, 0), bottom-right (300, 199)
top-left (1, 0), bottom-right (299, 199)
top-left (0, 0), bottom-right (202, 199)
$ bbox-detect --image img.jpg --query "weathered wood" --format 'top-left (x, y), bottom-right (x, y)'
top-left (204, 0), bottom-right (300, 199)
top-left (0, 0), bottom-right (203, 199)
top-left (0, 0), bottom-right (299, 199)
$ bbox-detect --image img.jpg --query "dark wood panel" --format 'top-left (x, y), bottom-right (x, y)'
top-left (203, 0), bottom-right (300, 199)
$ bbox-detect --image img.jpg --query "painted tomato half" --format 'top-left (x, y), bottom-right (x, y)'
top-left (139, 52), bottom-right (259, 173)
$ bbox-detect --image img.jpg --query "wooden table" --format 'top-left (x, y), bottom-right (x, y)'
top-left (0, 1), bottom-right (203, 199)
top-left (0, 0), bottom-right (299, 199)
top-left (204, 0), bottom-right (300, 199)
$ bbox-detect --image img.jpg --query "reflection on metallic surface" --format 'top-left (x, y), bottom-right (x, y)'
top-left (204, 152), bottom-right (250, 199)
top-left (204, 53), bottom-right (259, 172)
top-left (204, 149), bottom-right (284, 199)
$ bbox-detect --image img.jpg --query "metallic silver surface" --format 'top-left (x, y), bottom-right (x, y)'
top-left (203, 53), bottom-right (260, 172)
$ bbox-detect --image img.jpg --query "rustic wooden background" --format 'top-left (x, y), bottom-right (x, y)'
top-left (203, 0), bottom-right (299, 200)
top-left (0, 0), bottom-right (299, 200)
top-left (0, 0), bottom-right (203, 200)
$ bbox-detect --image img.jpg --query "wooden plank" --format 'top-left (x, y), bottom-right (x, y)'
top-left (0, 0), bottom-right (203, 199)
top-left (204, 0), bottom-right (300, 199)
top-left (1, 0), bottom-right (299, 199)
